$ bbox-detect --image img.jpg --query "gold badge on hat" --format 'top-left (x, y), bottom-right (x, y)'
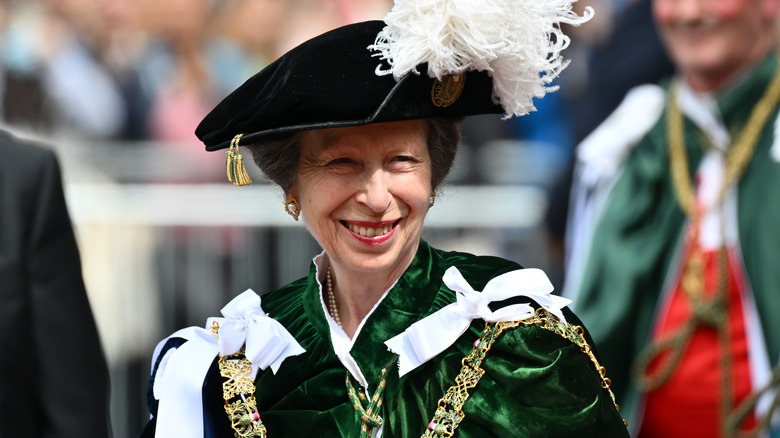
top-left (431, 74), bottom-right (466, 107)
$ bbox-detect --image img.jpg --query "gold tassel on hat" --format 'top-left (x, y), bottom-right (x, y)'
top-left (226, 134), bottom-right (252, 186)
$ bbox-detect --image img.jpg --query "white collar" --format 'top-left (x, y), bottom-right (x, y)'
top-left (313, 252), bottom-right (397, 387)
top-left (675, 77), bottom-right (731, 151)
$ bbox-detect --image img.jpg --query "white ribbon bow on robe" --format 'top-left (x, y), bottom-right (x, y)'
top-left (385, 267), bottom-right (571, 377)
top-left (153, 289), bottom-right (305, 438)
top-left (207, 289), bottom-right (306, 375)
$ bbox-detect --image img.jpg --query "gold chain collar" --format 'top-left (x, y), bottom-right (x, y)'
top-left (212, 311), bottom-right (624, 437)
top-left (425, 312), bottom-right (625, 436)
top-left (668, 66), bottom-right (780, 218)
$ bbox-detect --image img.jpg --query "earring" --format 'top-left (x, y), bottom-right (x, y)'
top-left (428, 192), bottom-right (436, 208)
top-left (285, 195), bottom-right (301, 221)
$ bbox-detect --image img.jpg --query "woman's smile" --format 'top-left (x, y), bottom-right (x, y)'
top-left (342, 219), bottom-right (399, 244)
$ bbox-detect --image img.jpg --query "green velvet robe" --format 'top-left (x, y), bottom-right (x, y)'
top-left (144, 240), bottom-right (628, 437)
top-left (571, 55), bottom-right (780, 432)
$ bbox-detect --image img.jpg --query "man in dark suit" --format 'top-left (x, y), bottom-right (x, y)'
top-left (0, 130), bottom-right (111, 437)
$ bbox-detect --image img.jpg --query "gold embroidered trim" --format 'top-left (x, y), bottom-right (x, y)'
top-left (423, 309), bottom-right (625, 437)
top-left (211, 321), bottom-right (267, 438)
top-left (520, 308), bottom-right (621, 415)
top-left (209, 309), bottom-right (624, 437)
top-left (423, 320), bottom-right (520, 437)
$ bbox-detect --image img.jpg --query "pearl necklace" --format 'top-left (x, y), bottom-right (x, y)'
top-left (326, 267), bottom-right (342, 327)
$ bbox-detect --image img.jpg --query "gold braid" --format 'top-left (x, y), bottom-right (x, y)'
top-left (424, 310), bottom-right (625, 437)
top-left (725, 366), bottom-right (780, 438)
top-left (668, 68), bottom-right (780, 216)
top-left (345, 356), bottom-right (398, 438)
top-left (211, 321), bottom-right (267, 438)
top-left (210, 311), bottom-right (625, 437)
top-left (633, 66), bottom-right (780, 437)
top-left (423, 320), bottom-right (521, 437)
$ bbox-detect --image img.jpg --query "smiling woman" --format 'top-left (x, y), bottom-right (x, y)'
top-left (139, 2), bottom-right (630, 437)
top-left (292, 121), bottom-right (432, 314)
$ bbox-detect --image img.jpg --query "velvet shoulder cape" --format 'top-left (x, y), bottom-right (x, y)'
top-left (143, 240), bottom-right (628, 437)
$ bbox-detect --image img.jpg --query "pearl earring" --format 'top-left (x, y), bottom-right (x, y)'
top-left (285, 195), bottom-right (301, 221)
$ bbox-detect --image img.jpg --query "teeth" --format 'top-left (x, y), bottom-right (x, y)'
top-left (349, 223), bottom-right (392, 237)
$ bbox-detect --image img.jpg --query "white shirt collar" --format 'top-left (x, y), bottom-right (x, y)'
top-left (675, 77), bottom-right (731, 152)
top-left (313, 252), bottom-right (398, 387)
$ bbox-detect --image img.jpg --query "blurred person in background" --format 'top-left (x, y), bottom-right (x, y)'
top-left (135, 0), bottom-right (259, 182)
top-left (544, 0), bottom-right (675, 287)
top-left (0, 0), bottom-right (126, 139)
top-left (0, 0), bottom-right (50, 132)
top-left (567, 0), bottom-right (675, 146)
top-left (0, 129), bottom-right (111, 437)
top-left (275, 0), bottom-right (393, 55)
top-left (211, 0), bottom-right (291, 79)
top-left (137, 0), bottom-right (232, 145)
top-left (89, 0), bottom-right (153, 141)
top-left (139, 1), bottom-right (629, 437)
top-left (138, 0), bottom-right (298, 145)
top-left (564, 0), bottom-right (780, 435)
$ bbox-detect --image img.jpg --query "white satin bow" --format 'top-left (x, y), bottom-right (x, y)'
top-left (207, 289), bottom-right (306, 374)
top-left (385, 267), bottom-right (571, 376)
top-left (152, 289), bottom-right (305, 438)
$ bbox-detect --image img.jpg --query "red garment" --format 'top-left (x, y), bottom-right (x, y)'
top-left (638, 242), bottom-right (755, 438)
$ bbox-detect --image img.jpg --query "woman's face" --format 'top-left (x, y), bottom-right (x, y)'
top-left (292, 120), bottom-right (432, 279)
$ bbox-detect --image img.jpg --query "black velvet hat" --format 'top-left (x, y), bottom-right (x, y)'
top-left (195, 20), bottom-right (503, 152)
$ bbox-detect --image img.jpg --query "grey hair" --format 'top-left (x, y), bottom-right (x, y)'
top-left (244, 118), bottom-right (464, 194)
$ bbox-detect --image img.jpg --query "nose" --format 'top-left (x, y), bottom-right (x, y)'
top-left (355, 168), bottom-right (391, 213)
top-left (675, 0), bottom-right (705, 22)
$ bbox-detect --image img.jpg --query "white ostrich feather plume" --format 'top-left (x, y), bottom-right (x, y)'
top-left (369, 0), bottom-right (593, 118)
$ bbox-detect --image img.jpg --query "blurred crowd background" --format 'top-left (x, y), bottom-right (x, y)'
top-left (1, 0), bottom-right (760, 436)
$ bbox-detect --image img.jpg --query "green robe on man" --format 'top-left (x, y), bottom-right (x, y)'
top-left (566, 54), bottom-right (780, 435)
